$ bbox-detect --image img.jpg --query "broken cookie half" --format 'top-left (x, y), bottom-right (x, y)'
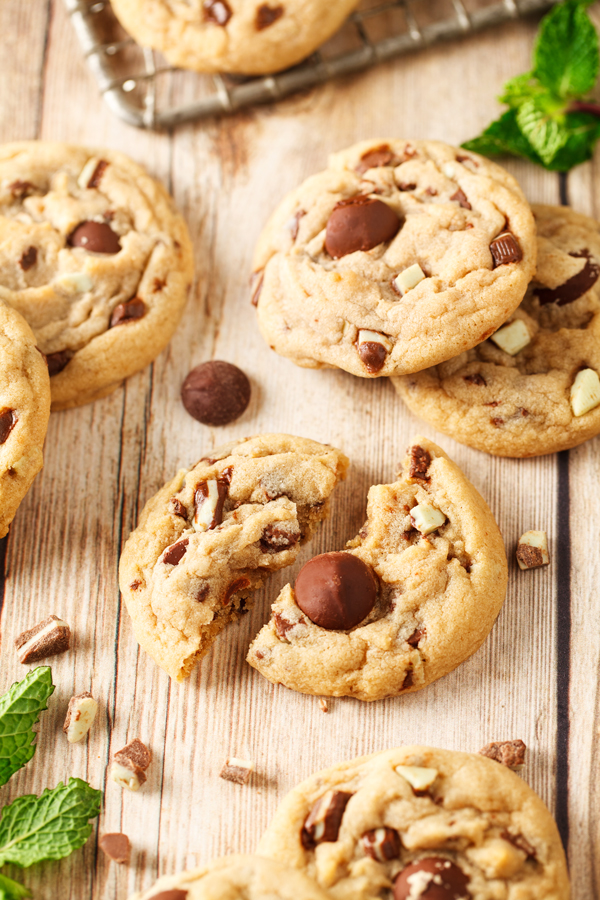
top-left (247, 437), bottom-right (507, 701)
top-left (119, 434), bottom-right (348, 681)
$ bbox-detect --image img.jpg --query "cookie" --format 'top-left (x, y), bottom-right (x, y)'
top-left (247, 438), bottom-right (507, 701)
top-left (393, 204), bottom-right (600, 457)
top-left (252, 139), bottom-right (536, 378)
top-left (111, 0), bottom-right (359, 75)
top-left (0, 142), bottom-right (194, 410)
top-left (0, 302), bottom-right (50, 538)
top-left (257, 746), bottom-right (570, 900)
top-left (128, 854), bottom-right (332, 900)
top-left (119, 434), bottom-right (348, 681)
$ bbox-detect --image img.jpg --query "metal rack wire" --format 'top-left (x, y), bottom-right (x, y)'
top-left (64, 0), bottom-right (558, 130)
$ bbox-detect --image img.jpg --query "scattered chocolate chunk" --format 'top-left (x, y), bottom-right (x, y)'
top-left (490, 232), bottom-right (522, 267)
top-left (87, 159), bottom-right (109, 189)
top-left (294, 552), bottom-right (378, 630)
top-left (450, 188), bottom-right (471, 210)
top-left (111, 739), bottom-right (151, 792)
top-left (479, 739), bottom-right (526, 768)
top-left (406, 626), bottom-right (426, 647)
top-left (464, 373), bottom-right (486, 386)
top-left (15, 615), bottom-right (71, 664)
top-left (536, 249), bottom-right (600, 306)
top-left (9, 180), bottom-right (36, 198)
top-left (260, 523), bottom-right (300, 552)
top-left (99, 832), bottom-right (131, 864)
top-left (256, 3), bottom-right (283, 29)
top-left (0, 409), bottom-right (16, 444)
top-left (220, 757), bottom-right (254, 784)
top-left (357, 340), bottom-right (387, 373)
top-left (356, 144), bottom-right (396, 174)
top-left (456, 154), bottom-right (478, 166)
top-left (153, 277), bottom-right (167, 292)
top-left (407, 445), bottom-right (431, 482)
top-left (109, 297), bottom-right (146, 328)
top-left (501, 830), bottom-right (537, 859)
top-left (516, 530), bottom-right (549, 570)
top-left (194, 478), bottom-right (228, 530)
top-left (203, 0), bottom-right (232, 24)
top-left (362, 827), bottom-right (401, 862)
top-left (491, 417), bottom-right (504, 427)
top-left (325, 196), bottom-right (402, 258)
top-left (401, 669), bottom-right (413, 690)
top-left (130, 580), bottom-right (141, 591)
top-left (250, 270), bottom-right (264, 307)
top-left (196, 584), bottom-right (210, 603)
top-left (274, 612), bottom-right (305, 641)
top-left (162, 538), bottom-right (189, 566)
top-left (302, 790), bottom-right (353, 849)
top-left (394, 858), bottom-right (470, 900)
top-left (290, 209), bottom-right (306, 241)
top-left (225, 577), bottom-right (251, 603)
top-left (63, 692), bottom-right (98, 743)
top-left (46, 350), bottom-right (71, 377)
top-left (68, 221), bottom-right (121, 254)
top-left (181, 360), bottom-right (251, 427)
top-left (19, 246), bottom-right (37, 270)
top-left (169, 498), bottom-right (188, 518)
top-left (398, 182), bottom-right (417, 191)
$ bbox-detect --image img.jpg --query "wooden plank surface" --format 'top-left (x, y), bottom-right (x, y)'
top-left (0, 1), bottom-right (595, 897)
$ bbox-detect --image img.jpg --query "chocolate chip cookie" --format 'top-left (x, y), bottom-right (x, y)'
top-left (253, 139), bottom-right (536, 378)
top-left (393, 204), bottom-right (600, 457)
top-left (0, 142), bottom-right (193, 410)
top-left (119, 434), bottom-right (348, 681)
top-left (111, 0), bottom-right (359, 75)
top-left (0, 302), bottom-right (50, 538)
top-left (128, 854), bottom-right (332, 900)
top-left (257, 746), bottom-right (570, 900)
top-left (247, 438), bottom-right (507, 701)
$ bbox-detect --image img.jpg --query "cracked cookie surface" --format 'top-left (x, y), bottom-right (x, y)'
top-left (129, 854), bottom-right (332, 900)
top-left (253, 139), bottom-right (536, 378)
top-left (393, 204), bottom-right (600, 457)
top-left (257, 746), bottom-right (570, 900)
top-left (0, 141), bottom-right (193, 409)
top-left (247, 438), bottom-right (507, 701)
top-left (111, 0), bottom-right (359, 75)
top-left (119, 434), bottom-right (348, 681)
top-left (0, 302), bottom-right (50, 538)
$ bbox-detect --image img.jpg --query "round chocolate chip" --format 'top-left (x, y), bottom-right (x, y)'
top-left (294, 552), bottom-right (378, 630)
top-left (325, 196), bottom-right (401, 259)
top-left (68, 221), bottom-right (121, 254)
top-left (393, 858), bottom-right (470, 900)
top-left (181, 361), bottom-right (251, 427)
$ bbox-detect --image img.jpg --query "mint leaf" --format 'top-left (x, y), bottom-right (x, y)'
top-left (0, 778), bottom-right (101, 868)
top-left (549, 110), bottom-right (600, 169)
top-left (499, 72), bottom-right (546, 108)
top-left (534, 0), bottom-right (599, 98)
top-left (0, 669), bottom-right (54, 788)
top-left (0, 873), bottom-right (31, 900)
top-left (516, 97), bottom-right (570, 164)
top-left (462, 110), bottom-right (543, 165)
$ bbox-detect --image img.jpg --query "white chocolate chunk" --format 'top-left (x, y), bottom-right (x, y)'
top-left (516, 531), bottom-right (550, 570)
top-left (63, 692), bottom-right (98, 743)
top-left (55, 272), bottom-right (94, 293)
top-left (570, 368), bottom-right (600, 417)
top-left (220, 757), bottom-right (254, 785)
top-left (194, 479), bottom-right (220, 532)
top-left (393, 263), bottom-right (426, 296)
top-left (410, 504), bottom-right (446, 535)
top-left (490, 319), bottom-right (531, 356)
top-left (357, 330), bottom-right (392, 352)
top-left (78, 158), bottom-right (100, 189)
top-left (396, 765), bottom-right (438, 791)
top-left (110, 761), bottom-right (146, 792)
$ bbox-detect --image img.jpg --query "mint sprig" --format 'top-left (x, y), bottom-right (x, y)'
top-left (0, 873), bottom-right (31, 900)
top-left (0, 669), bottom-right (54, 788)
top-left (463, 0), bottom-right (600, 171)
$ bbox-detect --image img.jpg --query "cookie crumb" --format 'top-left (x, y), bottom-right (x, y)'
top-left (319, 698), bottom-right (329, 713)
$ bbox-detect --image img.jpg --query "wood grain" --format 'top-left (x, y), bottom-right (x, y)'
top-left (0, 1), bottom-right (596, 897)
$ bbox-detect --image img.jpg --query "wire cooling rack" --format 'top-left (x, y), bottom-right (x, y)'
top-left (64, 0), bottom-right (558, 130)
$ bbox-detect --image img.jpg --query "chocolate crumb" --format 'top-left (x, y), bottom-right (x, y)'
top-left (479, 739), bottom-right (526, 768)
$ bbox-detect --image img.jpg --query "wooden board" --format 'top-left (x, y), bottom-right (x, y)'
top-left (0, 2), bottom-right (596, 897)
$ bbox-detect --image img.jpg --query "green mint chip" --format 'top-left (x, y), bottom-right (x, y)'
top-left (0, 778), bottom-right (101, 868)
top-left (533, 0), bottom-right (599, 98)
top-left (0, 873), bottom-right (31, 900)
top-left (0, 668), bottom-right (55, 788)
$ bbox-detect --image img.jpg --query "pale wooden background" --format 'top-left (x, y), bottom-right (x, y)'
top-left (0, 2), bottom-right (598, 897)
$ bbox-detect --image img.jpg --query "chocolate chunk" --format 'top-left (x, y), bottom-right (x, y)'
top-left (290, 209), bottom-right (306, 241)
top-left (194, 479), bottom-right (228, 530)
top-left (479, 739), bottom-right (526, 768)
top-left (203, 0), bottom-right (232, 24)
top-left (362, 827), bottom-right (401, 862)
top-left (251, 270), bottom-right (264, 306)
top-left (68, 221), bottom-right (121, 254)
top-left (464, 373), bottom-right (486, 386)
top-left (536, 250), bottom-right (600, 306)
top-left (220, 757), bottom-right (254, 784)
top-left (162, 538), bottom-right (189, 566)
top-left (301, 790), bottom-right (353, 848)
top-left (491, 417), bottom-right (504, 427)
top-left (181, 361), bottom-right (251, 427)
top-left (356, 144), bottom-right (396, 174)
top-left (169, 498), bottom-right (188, 518)
top-left (294, 552), bottom-right (378, 630)
top-left (46, 350), bottom-right (71, 376)
top-left (225, 577), bottom-right (251, 603)
top-left (0, 409), bottom-right (16, 444)
top-left (490, 232), bottom-right (522, 267)
top-left (456, 154), bottom-right (478, 166)
top-left (130, 580), bottom-right (141, 591)
top-left (9, 180), bottom-right (36, 198)
top-left (115, 738), bottom-right (152, 771)
top-left (274, 612), bottom-right (305, 641)
top-left (516, 544), bottom-right (544, 569)
top-left (196, 584), bottom-right (210, 603)
top-left (450, 188), bottom-right (471, 210)
top-left (401, 669), bottom-right (413, 690)
top-left (15, 615), bottom-right (71, 664)
top-left (357, 341), bottom-right (387, 373)
top-left (111, 739), bottom-right (151, 792)
top-left (398, 182), bottom-right (417, 191)
top-left (501, 830), bottom-right (536, 859)
top-left (256, 3), bottom-right (283, 29)
top-left (394, 858), bottom-right (470, 900)
top-left (63, 692), bottom-right (98, 743)
top-left (407, 626), bottom-right (426, 646)
top-left (325, 196), bottom-right (401, 258)
top-left (424, 187), bottom-right (438, 196)
top-left (150, 893), bottom-right (188, 900)
top-left (87, 159), bottom-right (108, 189)
top-left (19, 246), bottom-right (37, 270)
top-left (110, 297), bottom-right (146, 327)
top-left (260, 523), bottom-right (299, 552)
top-left (408, 445), bottom-right (431, 482)
top-left (153, 277), bottom-right (166, 292)
top-left (99, 832), bottom-right (131, 864)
